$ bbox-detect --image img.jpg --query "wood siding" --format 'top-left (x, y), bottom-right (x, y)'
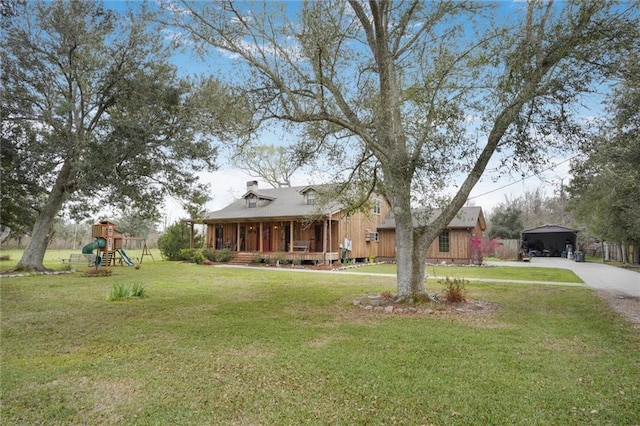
top-left (378, 218), bottom-right (485, 264)
top-left (204, 196), bottom-right (391, 262)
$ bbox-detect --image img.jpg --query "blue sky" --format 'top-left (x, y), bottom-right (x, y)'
top-left (103, 1), bottom-right (599, 224)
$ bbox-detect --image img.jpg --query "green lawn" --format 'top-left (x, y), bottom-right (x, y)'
top-left (0, 248), bottom-right (161, 271)
top-left (353, 263), bottom-right (584, 283)
top-left (1, 257), bottom-right (638, 424)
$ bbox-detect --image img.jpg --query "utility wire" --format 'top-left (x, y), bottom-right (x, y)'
top-left (468, 154), bottom-right (579, 201)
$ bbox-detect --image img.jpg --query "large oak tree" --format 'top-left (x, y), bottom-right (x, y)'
top-left (1, 0), bottom-right (246, 271)
top-left (164, 0), bottom-right (637, 300)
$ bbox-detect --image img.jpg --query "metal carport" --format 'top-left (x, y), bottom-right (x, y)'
top-left (521, 225), bottom-right (578, 257)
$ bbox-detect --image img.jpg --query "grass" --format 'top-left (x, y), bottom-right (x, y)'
top-left (0, 248), bottom-right (161, 271)
top-left (354, 263), bottom-right (584, 283)
top-left (1, 255), bottom-right (639, 424)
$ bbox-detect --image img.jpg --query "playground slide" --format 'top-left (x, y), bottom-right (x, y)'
top-left (117, 249), bottom-right (135, 266)
top-left (82, 238), bottom-right (105, 254)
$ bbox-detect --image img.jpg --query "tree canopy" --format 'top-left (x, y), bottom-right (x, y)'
top-left (568, 52), bottom-right (640, 263)
top-left (1, 0), bottom-right (247, 270)
top-left (232, 144), bottom-right (299, 188)
top-left (163, 0), bottom-right (639, 299)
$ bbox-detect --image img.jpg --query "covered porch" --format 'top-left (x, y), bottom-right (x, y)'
top-left (204, 218), bottom-right (341, 264)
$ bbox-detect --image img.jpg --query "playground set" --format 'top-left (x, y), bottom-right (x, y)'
top-left (81, 221), bottom-right (153, 267)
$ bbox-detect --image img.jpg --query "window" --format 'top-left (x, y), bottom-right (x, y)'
top-left (247, 196), bottom-right (257, 208)
top-left (372, 198), bottom-right (381, 215)
top-left (305, 191), bottom-right (316, 206)
top-left (438, 230), bottom-right (450, 252)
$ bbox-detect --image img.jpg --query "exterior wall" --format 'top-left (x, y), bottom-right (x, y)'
top-left (377, 229), bottom-right (396, 259)
top-left (377, 219), bottom-right (485, 264)
top-left (202, 194), bottom-right (391, 262)
top-left (335, 197), bottom-right (391, 260)
top-left (426, 229), bottom-right (472, 264)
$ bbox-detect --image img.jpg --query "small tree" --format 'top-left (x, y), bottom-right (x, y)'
top-left (157, 221), bottom-right (202, 261)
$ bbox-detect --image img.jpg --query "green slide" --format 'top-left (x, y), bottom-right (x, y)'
top-left (82, 238), bottom-right (106, 254)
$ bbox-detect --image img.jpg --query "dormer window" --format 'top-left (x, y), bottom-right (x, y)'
top-left (305, 190), bottom-right (316, 206)
top-left (247, 196), bottom-right (257, 208)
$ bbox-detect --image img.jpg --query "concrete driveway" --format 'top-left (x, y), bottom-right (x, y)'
top-left (488, 257), bottom-right (640, 297)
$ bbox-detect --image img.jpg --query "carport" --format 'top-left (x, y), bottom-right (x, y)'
top-left (521, 225), bottom-right (578, 257)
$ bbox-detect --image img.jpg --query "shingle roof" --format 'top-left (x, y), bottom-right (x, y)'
top-left (378, 206), bottom-right (485, 230)
top-left (203, 185), bottom-right (336, 222)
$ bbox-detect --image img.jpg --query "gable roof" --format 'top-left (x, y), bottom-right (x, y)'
top-left (203, 185), bottom-right (337, 222)
top-left (378, 206), bottom-right (485, 230)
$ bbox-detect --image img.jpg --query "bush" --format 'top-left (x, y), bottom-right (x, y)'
top-left (158, 221), bottom-right (202, 261)
top-left (193, 251), bottom-right (205, 264)
top-left (214, 248), bottom-right (233, 262)
top-left (179, 248), bottom-right (196, 262)
top-left (202, 248), bottom-right (216, 261)
top-left (440, 277), bottom-right (468, 303)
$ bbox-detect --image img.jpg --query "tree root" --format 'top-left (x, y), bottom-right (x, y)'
top-left (395, 291), bottom-right (440, 304)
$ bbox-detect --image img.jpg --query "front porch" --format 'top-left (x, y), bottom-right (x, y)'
top-left (205, 218), bottom-right (341, 264)
top-left (229, 251), bottom-right (341, 265)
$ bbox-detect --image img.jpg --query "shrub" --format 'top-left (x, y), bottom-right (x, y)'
top-left (179, 248), bottom-right (195, 262)
top-left (215, 248), bottom-right (233, 262)
top-left (440, 277), bottom-right (468, 303)
top-left (202, 248), bottom-right (216, 261)
top-left (193, 251), bottom-right (205, 264)
top-left (158, 221), bottom-right (202, 261)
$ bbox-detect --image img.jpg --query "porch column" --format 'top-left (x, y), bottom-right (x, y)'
top-left (188, 221), bottom-right (195, 249)
top-left (236, 222), bottom-right (240, 252)
top-left (323, 218), bottom-right (327, 253)
top-left (259, 222), bottom-right (263, 252)
top-left (289, 220), bottom-right (294, 253)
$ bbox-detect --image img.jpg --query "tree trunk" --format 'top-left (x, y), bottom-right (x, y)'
top-left (14, 160), bottom-right (75, 272)
top-left (394, 205), bottom-right (415, 301)
top-left (0, 226), bottom-right (11, 245)
top-left (410, 227), bottom-right (432, 299)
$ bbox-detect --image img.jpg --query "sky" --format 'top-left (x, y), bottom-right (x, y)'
top-left (103, 1), bottom-right (594, 224)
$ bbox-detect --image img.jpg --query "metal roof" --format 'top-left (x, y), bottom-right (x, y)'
top-left (522, 225), bottom-right (578, 234)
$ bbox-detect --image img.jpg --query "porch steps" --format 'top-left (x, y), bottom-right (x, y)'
top-left (229, 252), bottom-right (255, 265)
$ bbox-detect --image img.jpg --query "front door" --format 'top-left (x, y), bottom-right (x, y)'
top-left (239, 226), bottom-right (246, 251)
top-left (263, 226), bottom-right (271, 252)
top-left (314, 225), bottom-right (323, 252)
top-left (285, 225), bottom-right (291, 252)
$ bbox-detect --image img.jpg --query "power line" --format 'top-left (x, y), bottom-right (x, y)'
top-left (468, 154), bottom-right (579, 201)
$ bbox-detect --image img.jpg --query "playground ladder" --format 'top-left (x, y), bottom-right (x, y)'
top-left (102, 251), bottom-right (114, 266)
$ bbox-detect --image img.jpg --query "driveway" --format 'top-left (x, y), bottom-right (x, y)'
top-left (487, 257), bottom-right (640, 298)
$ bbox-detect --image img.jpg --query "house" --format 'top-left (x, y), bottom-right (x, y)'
top-left (377, 206), bottom-right (486, 264)
top-left (200, 181), bottom-right (485, 265)
top-left (201, 181), bottom-right (391, 264)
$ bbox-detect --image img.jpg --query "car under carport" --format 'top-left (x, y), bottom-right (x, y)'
top-left (521, 225), bottom-right (578, 257)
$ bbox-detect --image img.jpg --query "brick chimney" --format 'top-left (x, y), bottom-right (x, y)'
top-left (246, 180), bottom-right (258, 192)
